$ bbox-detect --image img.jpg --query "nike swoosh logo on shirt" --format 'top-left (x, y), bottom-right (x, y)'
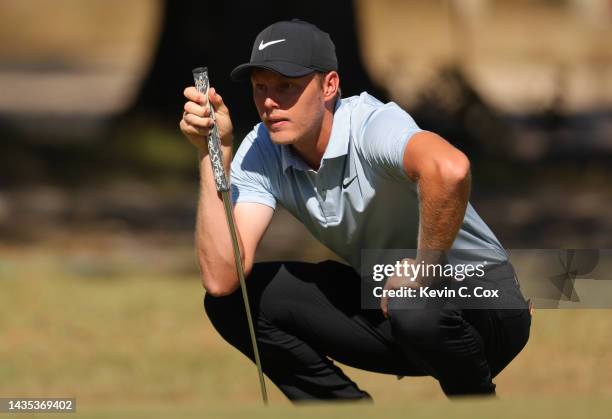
top-left (258, 39), bottom-right (286, 50)
top-left (342, 176), bottom-right (357, 189)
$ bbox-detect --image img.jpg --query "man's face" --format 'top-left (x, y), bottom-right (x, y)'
top-left (250, 69), bottom-right (326, 145)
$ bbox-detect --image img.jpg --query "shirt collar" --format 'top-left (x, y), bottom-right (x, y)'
top-left (280, 98), bottom-right (350, 173)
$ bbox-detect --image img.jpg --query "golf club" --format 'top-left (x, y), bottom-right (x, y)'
top-left (192, 67), bottom-right (268, 405)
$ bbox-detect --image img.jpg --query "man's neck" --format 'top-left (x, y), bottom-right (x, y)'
top-left (292, 100), bottom-right (336, 171)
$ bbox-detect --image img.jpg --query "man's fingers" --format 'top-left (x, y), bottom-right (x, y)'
top-left (209, 87), bottom-right (228, 113)
top-left (184, 86), bottom-right (227, 114)
top-left (180, 118), bottom-right (199, 136)
top-left (184, 101), bottom-right (210, 117)
top-left (180, 116), bottom-right (211, 135)
top-left (184, 113), bottom-right (214, 129)
top-left (184, 86), bottom-right (208, 106)
top-left (179, 118), bottom-right (197, 135)
top-left (381, 296), bottom-right (388, 318)
top-left (183, 86), bottom-right (200, 102)
top-left (180, 119), bottom-right (208, 137)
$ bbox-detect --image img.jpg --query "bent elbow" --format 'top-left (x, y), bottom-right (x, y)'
top-left (203, 280), bottom-right (239, 297)
top-left (198, 254), bottom-right (252, 297)
top-left (200, 268), bottom-right (240, 297)
top-left (441, 153), bottom-right (470, 184)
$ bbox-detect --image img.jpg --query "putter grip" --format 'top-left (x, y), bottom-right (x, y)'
top-left (192, 67), bottom-right (229, 192)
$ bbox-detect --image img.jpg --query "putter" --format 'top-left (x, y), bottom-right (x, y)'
top-left (192, 67), bottom-right (268, 405)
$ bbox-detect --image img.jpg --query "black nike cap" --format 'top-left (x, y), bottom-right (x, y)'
top-left (230, 19), bottom-right (338, 82)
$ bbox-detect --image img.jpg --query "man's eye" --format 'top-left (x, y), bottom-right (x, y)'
top-left (280, 82), bottom-right (294, 91)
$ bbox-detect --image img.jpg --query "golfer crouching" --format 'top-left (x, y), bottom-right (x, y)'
top-left (179, 19), bottom-right (531, 401)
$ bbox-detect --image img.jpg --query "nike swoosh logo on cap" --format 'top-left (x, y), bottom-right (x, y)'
top-left (258, 39), bottom-right (286, 50)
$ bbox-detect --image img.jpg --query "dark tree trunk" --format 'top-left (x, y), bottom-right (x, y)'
top-left (128, 0), bottom-right (387, 137)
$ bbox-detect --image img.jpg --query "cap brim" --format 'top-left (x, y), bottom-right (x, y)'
top-left (230, 61), bottom-right (315, 82)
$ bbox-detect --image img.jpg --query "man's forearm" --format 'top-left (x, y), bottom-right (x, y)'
top-left (417, 170), bottom-right (471, 254)
top-left (195, 145), bottom-right (245, 295)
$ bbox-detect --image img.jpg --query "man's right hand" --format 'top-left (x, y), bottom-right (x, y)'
top-left (180, 86), bottom-right (234, 150)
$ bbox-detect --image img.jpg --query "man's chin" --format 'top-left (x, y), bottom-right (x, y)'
top-left (268, 132), bottom-right (296, 145)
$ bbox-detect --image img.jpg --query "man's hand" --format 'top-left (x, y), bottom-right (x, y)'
top-left (380, 258), bottom-right (422, 318)
top-left (180, 86), bottom-right (234, 150)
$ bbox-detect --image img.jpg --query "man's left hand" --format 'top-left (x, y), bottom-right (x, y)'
top-left (380, 258), bottom-right (422, 318)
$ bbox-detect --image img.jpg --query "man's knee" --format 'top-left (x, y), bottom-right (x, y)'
top-left (203, 262), bottom-right (279, 323)
top-left (205, 290), bottom-right (267, 362)
top-left (202, 262), bottom-right (286, 342)
top-left (204, 291), bottom-right (241, 334)
top-left (203, 260), bottom-right (332, 354)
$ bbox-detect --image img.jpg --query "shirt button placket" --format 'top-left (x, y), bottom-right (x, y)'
top-left (318, 169), bottom-right (337, 221)
top-left (306, 171), bottom-right (327, 224)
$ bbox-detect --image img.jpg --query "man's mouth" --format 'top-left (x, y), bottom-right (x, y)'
top-left (267, 116), bottom-right (289, 130)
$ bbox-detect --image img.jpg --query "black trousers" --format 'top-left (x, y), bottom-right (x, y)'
top-left (204, 260), bottom-right (531, 401)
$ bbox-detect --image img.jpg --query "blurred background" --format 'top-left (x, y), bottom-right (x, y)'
top-left (0, 0), bottom-right (610, 417)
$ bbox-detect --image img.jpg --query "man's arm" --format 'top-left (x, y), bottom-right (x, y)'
top-left (181, 87), bottom-right (273, 296)
top-left (380, 130), bottom-right (470, 317)
top-left (195, 158), bottom-right (274, 296)
top-left (402, 130), bottom-right (471, 253)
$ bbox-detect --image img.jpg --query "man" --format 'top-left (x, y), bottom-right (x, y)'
top-left (180, 19), bottom-right (531, 401)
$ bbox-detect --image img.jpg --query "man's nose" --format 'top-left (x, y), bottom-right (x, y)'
top-left (264, 96), bottom-right (279, 109)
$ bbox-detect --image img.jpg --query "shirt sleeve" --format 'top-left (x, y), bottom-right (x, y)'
top-left (358, 102), bottom-right (422, 180)
top-left (230, 130), bottom-right (277, 210)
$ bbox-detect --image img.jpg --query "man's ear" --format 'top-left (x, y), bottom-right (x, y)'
top-left (323, 71), bottom-right (340, 100)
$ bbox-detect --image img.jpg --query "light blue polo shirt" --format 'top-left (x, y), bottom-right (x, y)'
top-left (230, 92), bottom-right (507, 270)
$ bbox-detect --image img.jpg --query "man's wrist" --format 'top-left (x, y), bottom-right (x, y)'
top-left (197, 147), bottom-right (209, 161)
top-left (415, 249), bottom-right (445, 266)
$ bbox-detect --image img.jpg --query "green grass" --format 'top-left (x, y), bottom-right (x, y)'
top-left (1, 250), bottom-right (611, 418)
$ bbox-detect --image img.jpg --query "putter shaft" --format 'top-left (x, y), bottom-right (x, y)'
top-left (192, 67), bottom-right (268, 405)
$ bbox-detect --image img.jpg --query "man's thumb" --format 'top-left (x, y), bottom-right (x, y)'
top-left (209, 88), bottom-right (228, 113)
